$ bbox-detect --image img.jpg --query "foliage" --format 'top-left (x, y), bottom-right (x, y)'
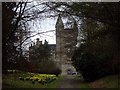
top-left (33, 59), bottom-right (61, 76)
top-left (3, 2), bottom-right (119, 80)
top-left (19, 74), bottom-right (57, 85)
top-left (29, 40), bottom-right (50, 63)
top-left (43, 3), bottom-right (119, 80)
top-left (72, 50), bottom-right (113, 81)
top-left (2, 2), bottom-right (18, 72)
top-left (2, 2), bottom-right (50, 72)
top-left (2, 2), bottom-right (30, 73)
top-left (2, 73), bottom-right (63, 88)
top-left (29, 40), bottom-right (61, 75)
top-left (72, 18), bottom-right (118, 81)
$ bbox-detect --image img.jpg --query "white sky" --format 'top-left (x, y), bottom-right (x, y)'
top-left (24, 1), bottom-right (81, 46)
top-left (30, 17), bottom-right (57, 44)
top-left (24, 1), bottom-right (58, 44)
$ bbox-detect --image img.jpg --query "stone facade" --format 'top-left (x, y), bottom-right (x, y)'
top-left (55, 15), bottom-right (78, 75)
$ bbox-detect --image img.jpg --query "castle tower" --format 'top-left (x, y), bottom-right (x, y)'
top-left (55, 15), bottom-right (78, 75)
top-left (55, 15), bottom-right (64, 68)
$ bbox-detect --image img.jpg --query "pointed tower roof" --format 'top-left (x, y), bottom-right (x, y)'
top-left (72, 16), bottom-right (78, 29)
top-left (73, 17), bottom-right (77, 24)
top-left (55, 14), bottom-right (64, 29)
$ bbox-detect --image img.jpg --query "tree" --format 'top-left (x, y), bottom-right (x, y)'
top-left (43, 2), bottom-right (119, 77)
top-left (29, 39), bottom-right (61, 75)
top-left (72, 19), bottom-right (112, 80)
top-left (72, 14), bottom-right (119, 81)
top-left (2, 2), bottom-right (19, 72)
top-left (2, 2), bottom-right (51, 72)
top-left (29, 39), bottom-right (50, 71)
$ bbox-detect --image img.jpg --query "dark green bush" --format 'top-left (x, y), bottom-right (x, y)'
top-left (38, 66), bottom-right (61, 76)
top-left (72, 51), bottom-right (112, 82)
top-left (48, 67), bottom-right (61, 76)
top-left (32, 60), bottom-right (61, 76)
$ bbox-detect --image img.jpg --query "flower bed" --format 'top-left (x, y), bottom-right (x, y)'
top-left (19, 74), bottom-right (57, 85)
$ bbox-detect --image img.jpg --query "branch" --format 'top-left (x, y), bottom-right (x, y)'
top-left (16, 30), bottom-right (55, 48)
top-left (3, 2), bottom-right (28, 46)
top-left (24, 3), bottom-right (43, 12)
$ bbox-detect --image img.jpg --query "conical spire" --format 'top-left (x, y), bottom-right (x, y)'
top-left (55, 14), bottom-right (64, 29)
top-left (71, 16), bottom-right (78, 30)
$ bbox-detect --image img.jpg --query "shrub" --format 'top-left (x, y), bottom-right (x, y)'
top-left (19, 74), bottom-right (58, 85)
top-left (72, 51), bottom-right (113, 82)
top-left (35, 60), bottom-right (61, 76)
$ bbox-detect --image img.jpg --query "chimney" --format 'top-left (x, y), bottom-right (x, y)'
top-left (36, 38), bottom-right (42, 46)
top-left (40, 41), bottom-right (42, 45)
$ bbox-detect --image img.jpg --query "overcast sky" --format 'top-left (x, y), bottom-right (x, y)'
top-left (30, 17), bottom-right (57, 44)
top-left (24, 1), bottom-right (58, 45)
top-left (24, 1), bottom-right (81, 46)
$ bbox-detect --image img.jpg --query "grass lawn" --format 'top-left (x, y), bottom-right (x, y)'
top-left (89, 75), bottom-right (119, 88)
top-left (2, 72), bottom-right (119, 88)
top-left (75, 75), bottom-right (120, 88)
top-left (73, 74), bottom-right (119, 88)
top-left (2, 73), bottom-right (64, 88)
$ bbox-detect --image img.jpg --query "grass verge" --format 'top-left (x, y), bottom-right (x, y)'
top-left (2, 73), bottom-right (63, 88)
top-left (73, 74), bottom-right (119, 88)
top-left (89, 75), bottom-right (119, 88)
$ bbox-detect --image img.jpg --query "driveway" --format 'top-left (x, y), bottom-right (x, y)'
top-left (58, 75), bottom-right (81, 88)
